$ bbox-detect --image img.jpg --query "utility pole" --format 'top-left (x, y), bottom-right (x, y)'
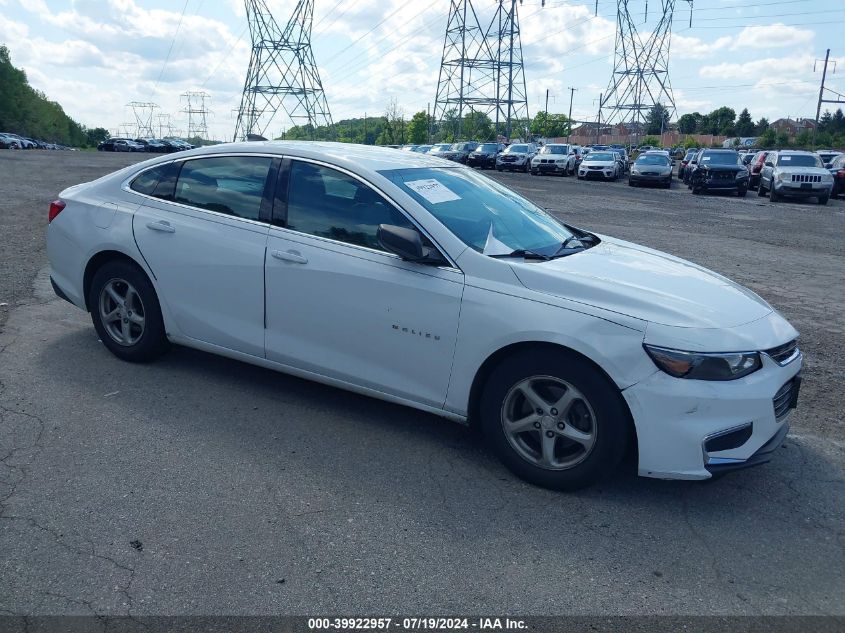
top-left (813, 49), bottom-right (844, 146)
top-left (566, 87), bottom-right (577, 143)
top-left (364, 112), bottom-right (367, 145)
top-left (544, 89), bottom-right (549, 139)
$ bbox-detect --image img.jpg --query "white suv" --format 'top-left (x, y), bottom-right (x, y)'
top-left (758, 150), bottom-right (834, 205)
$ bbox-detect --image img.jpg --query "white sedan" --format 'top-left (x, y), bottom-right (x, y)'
top-left (47, 142), bottom-right (802, 490)
top-left (577, 151), bottom-right (620, 180)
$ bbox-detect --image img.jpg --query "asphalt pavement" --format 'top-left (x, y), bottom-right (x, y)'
top-left (0, 151), bottom-right (843, 616)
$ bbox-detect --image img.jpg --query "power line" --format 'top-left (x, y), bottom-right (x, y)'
top-left (150, 0), bottom-right (191, 96)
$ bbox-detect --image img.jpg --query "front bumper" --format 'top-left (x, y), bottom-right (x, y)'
top-left (497, 160), bottom-right (526, 170)
top-left (774, 182), bottom-right (832, 197)
top-left (532, 163), bottom-right (567, 173)
top-left (579, 168), bottom-right (614, 179)
top-left (623, 352), bottom-right (802, 480)
top-left (630, 173), bottom-right (671, 185)
top-left (467, 156), bottom-right (495, 168)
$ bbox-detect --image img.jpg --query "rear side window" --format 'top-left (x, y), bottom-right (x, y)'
top-left (286, 161), bottom-right (415, 251)
top-left (130, 163), bottom-right (178, 200)
top-left (174, 156), bottom-right (273, 221)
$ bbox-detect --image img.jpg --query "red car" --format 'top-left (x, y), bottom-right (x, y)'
top-left (748, 150), bottom-right (771, 191)
top-left (830, 154), bottom-right (845, 198)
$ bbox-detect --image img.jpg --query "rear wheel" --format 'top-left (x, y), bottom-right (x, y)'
top-left (480, 349), bottom-right (630, 491)
top-left (88, 260), bottom-right (169, 363)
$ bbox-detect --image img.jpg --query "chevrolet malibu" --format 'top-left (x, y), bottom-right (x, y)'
top-left (47, 142), bottom-right (802, 490)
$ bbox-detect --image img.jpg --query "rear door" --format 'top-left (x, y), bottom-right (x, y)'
top-left (131, 154), bottom-right (277, 357)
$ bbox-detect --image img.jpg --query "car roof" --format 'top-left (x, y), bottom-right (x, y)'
top-left (145, 140), bottom-right (457, 171)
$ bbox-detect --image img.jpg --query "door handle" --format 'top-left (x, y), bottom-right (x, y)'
top-left (271, 249), bottom-right (308, 264)
top-left (146, 221), bottom-right (175, 233)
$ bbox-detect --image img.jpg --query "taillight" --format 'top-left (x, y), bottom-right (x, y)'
top-left (838, 169), bottom-right (845, 178)
top-left (48, 200), bottom-right (66, 223)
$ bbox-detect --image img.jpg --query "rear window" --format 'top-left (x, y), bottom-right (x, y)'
top-left (174, 156), bottom-right (273, 221)
top-left (130, 163), bottom-right (178, 200)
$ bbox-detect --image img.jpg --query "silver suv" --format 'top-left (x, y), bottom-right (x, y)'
top-left (758, 150), bottom-right (834, 205)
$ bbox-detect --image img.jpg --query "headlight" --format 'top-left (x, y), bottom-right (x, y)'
top-left (776, 172), bottom-right (785, 182)
top-left (631, 168), bottom-right (640, 175)
top-left (556, 159), bottom-right (566, 164)
top-left (643, 345), bottom-right (762, 381)
top-left (736, 171), bottom-right (748, 179)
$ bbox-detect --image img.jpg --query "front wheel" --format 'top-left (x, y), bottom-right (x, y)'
top-left (758, 180), bottom-right (767, 197)
top-left (818, 194), bottom-right (829, 205)
top-left (480, 350), bottom-right (630, 491)
top-left (737, 185), bottom-right (748, 197)
top-left (769, 184), bottom-right (779, 202)
top-left (88, 260), bottom-right (169, 363)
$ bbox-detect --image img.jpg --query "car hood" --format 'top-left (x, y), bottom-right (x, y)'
top-left (508, 236), bottom-right (773, 328)
top-left (582, 160), bottom-right (616, 167)
top-left (775, 166), bottom-right (829, 175)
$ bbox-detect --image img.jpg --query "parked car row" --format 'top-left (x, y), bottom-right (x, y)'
top-left (97, 138), bottom-right (195, 153)
top-left (0, 132), bottom-right (76, 150)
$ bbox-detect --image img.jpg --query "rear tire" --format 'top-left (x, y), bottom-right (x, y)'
top-left (88, 260), bottom-right (169, 363)
top-left (480, 349), bottom-right (630, 491)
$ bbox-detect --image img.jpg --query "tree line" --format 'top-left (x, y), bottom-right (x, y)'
top-left (0, 45), bottom-right (110, 147)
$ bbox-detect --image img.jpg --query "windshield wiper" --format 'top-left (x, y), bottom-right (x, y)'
top-left (488, 249), bottom-right (552, 260)
top-left (552, 233), bottom-right (599, 257)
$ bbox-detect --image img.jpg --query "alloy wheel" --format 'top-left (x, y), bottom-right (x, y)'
top-left (98, 278), bottom-right (146, 346)
top-left (500, 375), bottom-right (597, 470)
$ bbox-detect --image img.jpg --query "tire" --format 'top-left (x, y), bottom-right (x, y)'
top-left (88, 260), bottom-right (169, 363)
top-left (737, 185), bottom-right (748, 197)
top-left (664, 180), bottom-right (672, 190)
top-left (818, 194), bottom-right (829, 206)
top-left (496, 167), bottom-right (503, 172)
top-left (628, 180), bottom-right (635, 187)
top-left (757, 180), bottom-right (767, 197)
top-left (480, 349), bottom-right (630, 491)
top-left (769, 183), bottom-right (779, 202)
top-left (524, 162), bottom-right (530, 173)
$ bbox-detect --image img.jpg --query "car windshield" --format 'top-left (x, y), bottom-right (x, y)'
top-left (539, 145), bottom-right (568, 154)
top-left (432, 144), bottom-right (451, 151)
top-left (587, 153), bottom-right (614, 161)
top-left (380, 167), bottom-right (575, 256)
top-left (701, 153), bottom-right (740, 166)
top-left (505, 145), bottom-right (528, 153)
top-left (636, 155), bottom-right (670, 166)
top-left (451, 143), bottom-right (470, 151)
top-left (778, 154), bottom-right (823, 168)
top-left (478, 144), bottom-right (498, 152)
top-left (684, 150), bottom-right (697, 158)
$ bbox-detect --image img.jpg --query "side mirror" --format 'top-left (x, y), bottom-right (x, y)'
top-left (765, 161), bottom-right (774, 167)
top-left (378, 224), bottom-right (445, 265)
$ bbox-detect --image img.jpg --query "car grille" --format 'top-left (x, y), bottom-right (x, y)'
top-left (773, 379), bottom-right (795, 420)
top-left (642, 171), bottom-right (660, 176)
top-left (588, 166), bottom-right (602, 170)
top-left (791, 174), bottom-right (821, 183)
top-left (711, 170), bottom-right (733, 180)
top-left (502, 156), bottom-right (517, 162)
top-left (764, 339), bottom-right (799, 365)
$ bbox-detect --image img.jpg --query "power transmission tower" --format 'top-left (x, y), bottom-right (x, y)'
top-left (433, 0), bottom-right (532, 142)
top-left (599, 0), bottom-right (692, 142)
top-left (156, 113), bottom-right (174, 138)
top-left (181, 91), bottom-right (211, 141)
top-left (127, 102), bottom-right (159, 138)
top-left (234, 0), bottom-right (333, 141)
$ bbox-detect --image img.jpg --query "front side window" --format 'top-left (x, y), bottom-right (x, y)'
top-left (174, 156), bottom-right (273, 221)
top-left (381, 167), bottom-right (575, 256)
top-left (286, 161), bottom-right (415, 251)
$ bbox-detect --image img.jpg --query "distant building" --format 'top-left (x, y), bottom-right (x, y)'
top-left (770, 118), bottom-right (817, 137)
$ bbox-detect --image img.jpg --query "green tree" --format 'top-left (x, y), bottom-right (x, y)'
top-left (757, 128), bottom-right (777, 148)
top-left (677, 113), bottom-right (700, 134)
top-left (735, 108), bottom-right (755, 136)
top-left (407, 111), bottom-right (430, 144)
top-left (645, 103), bottom-right (670, 135)
top-left (755, 117), bottom-right (769, 134)
top-left (832, 109), bottom-right (845, 135)
top-left (529, 111), bottom-right (570, 138)
top-left (462, 111), bottom-right (494, 140)
top-left (683, 137), bottom-right (700, 149)
top-left (641, 135), bottom-right (660, 147)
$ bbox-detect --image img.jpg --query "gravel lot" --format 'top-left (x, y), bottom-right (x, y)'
top-left (0, 151), bottom-right (843, 617)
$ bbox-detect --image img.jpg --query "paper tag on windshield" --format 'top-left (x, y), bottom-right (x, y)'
top-left (702, 156), bottom-right (711, 161)
top-left (781, 156), bottom-right (791, 161)
top-left (405, 179), bottom-right (461, 204)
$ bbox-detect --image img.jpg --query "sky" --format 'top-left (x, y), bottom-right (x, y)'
top-left (0, 0), bottom-right (843, 140)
